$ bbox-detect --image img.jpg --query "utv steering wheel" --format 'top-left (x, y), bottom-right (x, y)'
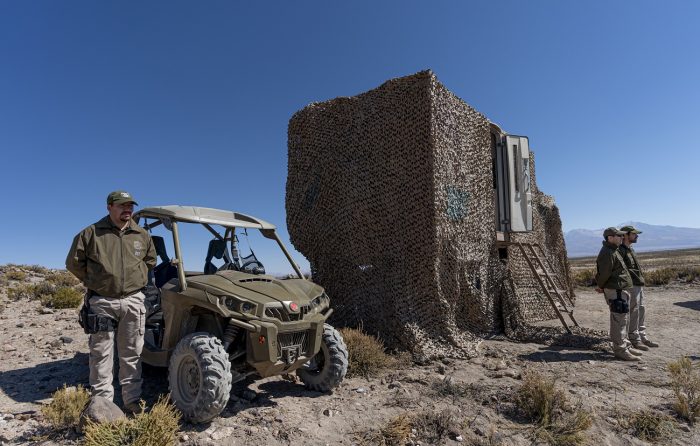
top-left (241, 261), bottom-right (265, 275)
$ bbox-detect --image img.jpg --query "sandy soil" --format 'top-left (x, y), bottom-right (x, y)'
top-left (1, 281), bottom-right (699, 445)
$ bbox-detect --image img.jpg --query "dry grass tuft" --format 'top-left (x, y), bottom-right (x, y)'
top-left (570, 268), bottom-right (596, 287)
top-left (431, 376), bottom-right (470, 402)
top-left (42, 385), bottom-right (91, 430)
top-left (355, 410), bottom-right (457, 446)
top-left (516, 371), bottom-right (591, 445)
top-left (668, 356), bottom-right (700, 424)
top-left (7, 283), bottom-right (37, 300)
top-left (516, 371), bottom-right (567, 426)
top-left (83, 396), bottom-right (180, 446)
top-left (339, 327), bottom-right (394, 378)
top-left (645, 268), bottom-right (677, 286)
top-left (623, 410), bottom-right (675, 443)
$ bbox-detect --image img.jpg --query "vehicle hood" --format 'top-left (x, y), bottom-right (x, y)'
top-left (185, 271), bottom-right (323, 305)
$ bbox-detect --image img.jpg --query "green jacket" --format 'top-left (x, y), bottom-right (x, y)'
top-left (66, 216), bottom-right (157, 297)
top-left (595, 241), bottom-right (633, 290)
top-left (618, 244), bottom-right (645, 286)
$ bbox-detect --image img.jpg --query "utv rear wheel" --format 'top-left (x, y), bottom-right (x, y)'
top-left (168, 332), bottom-right (232, 423)
top-left (297, 324), bottom-right (348, 392)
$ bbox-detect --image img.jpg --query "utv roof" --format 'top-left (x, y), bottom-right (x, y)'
top-left (134, 206), bottom-right (276, 230)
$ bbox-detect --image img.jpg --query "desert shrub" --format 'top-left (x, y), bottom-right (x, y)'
top-left (516, 371), bottom-right (591, 445)
top-left (516, 371), bottom-right (567, 426)
top-left (7, 283), bottom-right (36, 300)
top-left (6, 270), bottom-right (27, 281)
top-left (668, 356), bottom-right (700, 424)
top-left (42, 384), bottom-right (91, 429)
top-left (41, 286), bottom-right (83, 309)
top-left (34, 281), bottom-right (57, 298)
top-left (0, 274), bottom-right (8, 289)
top-left (623, 410), bottom-right (675, 443)
top-left (45, 271), bottom-right (79, 287)
top-left (83, 396), bottom-right (180, 446)
top-left (355, 410), bottom-right (456, 446)
top-left (645, 268), bottom-right (677, 286)
top-left (570, 268), bottom-right (596, 287)
top-left (25, 264), bottom-right (49, 274)
top-left (340, 327), bottom-right (393, 378)
top-left (535, 409), bottom-right (592, 446)
top-left (676, 266), bottom-right (700, 283)
top-left (431, 376), bottom-right (470, 402)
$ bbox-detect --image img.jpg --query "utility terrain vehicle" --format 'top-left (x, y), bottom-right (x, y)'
top-left (132, 206), bottom-right (348, 423)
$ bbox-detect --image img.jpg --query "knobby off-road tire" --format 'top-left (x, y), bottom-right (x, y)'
top-left (168, 332), bottom-right (232, 423)
top-left (297, 323), bottom-right (348, 392)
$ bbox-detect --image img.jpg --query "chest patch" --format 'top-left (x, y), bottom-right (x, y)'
top-left (133, 241), bottom-right (143, 250)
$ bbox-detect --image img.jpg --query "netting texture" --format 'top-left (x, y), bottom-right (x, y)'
top-left (286, 71), bottom-right (572, 359)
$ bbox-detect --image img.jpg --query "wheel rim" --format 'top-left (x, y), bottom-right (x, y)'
top-left (305, 342), bottom-right (329, 376)
top-left (177, 356), bottom-right (201, 403)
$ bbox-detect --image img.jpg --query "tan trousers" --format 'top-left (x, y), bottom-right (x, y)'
top-left (603, 288), bottom-right (631, 353)
top-left (88, 291), bottom-right (146, 405)
top-left (628, 286), bottom-right (647, 342)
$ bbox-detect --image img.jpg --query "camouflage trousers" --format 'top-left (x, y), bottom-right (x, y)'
top-left (603, 288), bottom-right (632, 353)
top-left (88, 291), bottom-right (146, 405)
top-left (627, 286), bottom-right (647, 342)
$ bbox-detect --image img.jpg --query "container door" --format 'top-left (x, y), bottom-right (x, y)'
top-left (505, 135), bottom-right (532, 232)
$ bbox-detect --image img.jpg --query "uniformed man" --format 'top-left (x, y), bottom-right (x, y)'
top-left (619, 224), bottom-right (659, 350)
top-left (66, 191), bottom-right (156, 413)
top-left (595, 227), bottom-right (641, 361)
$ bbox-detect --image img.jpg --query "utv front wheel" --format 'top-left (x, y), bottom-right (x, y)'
top-left (297, 324), bottom-right (348, 392)
top-left (168, 332), bottom-right (232, 423)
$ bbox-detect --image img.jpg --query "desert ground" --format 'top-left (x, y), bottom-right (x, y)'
top-left (0, 259), bottom-right (699, 445)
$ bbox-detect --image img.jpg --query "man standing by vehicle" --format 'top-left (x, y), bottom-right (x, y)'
top-left (66, 191), bottom-right (156, 413)
top-left (595, 227), bottom-right (640, 361)
top-left (619, 225), bottom-right (659, 350)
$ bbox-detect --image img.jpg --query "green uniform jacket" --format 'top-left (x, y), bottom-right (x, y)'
top-left (595, 241), bottom-right (633, 290)
top-left (618, 244), bottom-right (645, 286)
top-left (66, 216), bottom-right (156, 297)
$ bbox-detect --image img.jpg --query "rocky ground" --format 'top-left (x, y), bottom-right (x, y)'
top-left (1, 269), bottom-right (699, 445)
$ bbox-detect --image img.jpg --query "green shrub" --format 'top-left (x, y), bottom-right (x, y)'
top-left (45, 271), bottom-right (79, 287)
top-left (6, 270), bottom-right (27, 281)
top-left (570, 268), bottom-right (596, 287)
top-left (83, 396), bottom-right (180, 446)
top-left (0, 274), bottom-right (8, 289)
top-left (7, 283), bottom-right (36, 301)
top-left (339, 327), bottom-right (394, 378)
top-left (41, 286), bottom-right (83, 309)
top-left (42, 385), bottom-right (91, 430)
top-left (25, 264), bottom-right (49, 274)
top-left (668, 356), bottom-right (700, 424)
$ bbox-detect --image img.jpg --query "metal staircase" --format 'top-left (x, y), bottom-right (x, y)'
top-left (513, 242), bottom-right (578, 333)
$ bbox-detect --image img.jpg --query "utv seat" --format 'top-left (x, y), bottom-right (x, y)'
top-left (204, 239), bottom-right (227, 275)
top-left (145, 235), bottom-right (177, 318)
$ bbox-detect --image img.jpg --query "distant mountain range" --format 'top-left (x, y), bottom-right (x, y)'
top-left (565, 222), bottom-right (700, 258)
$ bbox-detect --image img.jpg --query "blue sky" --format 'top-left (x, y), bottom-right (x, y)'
top-left (1, 1), bottom-right (698, 272)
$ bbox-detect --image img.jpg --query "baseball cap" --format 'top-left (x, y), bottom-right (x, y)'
top-left (620, 225), bottom-right (642, 234)
top-left (603, 227), bottom-right (625, 237)
top-left (107, 190), bottom-right (138, 206)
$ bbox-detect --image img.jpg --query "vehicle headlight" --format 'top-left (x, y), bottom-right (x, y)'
top-left (222, 296), bottom-right (257, 315)
top-left (309, 292), bottom-right (330, 312)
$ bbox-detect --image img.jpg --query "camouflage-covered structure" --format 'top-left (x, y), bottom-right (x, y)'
top-left (286, 70), bottom-right (572, 358)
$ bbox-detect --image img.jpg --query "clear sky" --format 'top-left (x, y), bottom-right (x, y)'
top-left (1, 1), bottom-right (698, 272)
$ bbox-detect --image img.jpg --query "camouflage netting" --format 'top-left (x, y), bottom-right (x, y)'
top-left (286, 70), bottom-right (574, 359)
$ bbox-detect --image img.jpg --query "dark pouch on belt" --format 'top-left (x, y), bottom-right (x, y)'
top-left (610, 289), bottom-right (629, 314)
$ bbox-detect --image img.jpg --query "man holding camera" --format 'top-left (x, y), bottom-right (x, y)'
top-left (595, 227), bottom-right (641, 361)
top-left (66, 191), bottom-right (156, 413)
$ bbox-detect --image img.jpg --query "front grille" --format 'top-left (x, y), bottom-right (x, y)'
top-left (276, 330), bottom-right (310, 359)
top-left (265, 304), bottom-right (309, 322)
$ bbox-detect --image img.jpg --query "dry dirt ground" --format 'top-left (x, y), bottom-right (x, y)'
top-left (1, 275), bottom-right (699, 445)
